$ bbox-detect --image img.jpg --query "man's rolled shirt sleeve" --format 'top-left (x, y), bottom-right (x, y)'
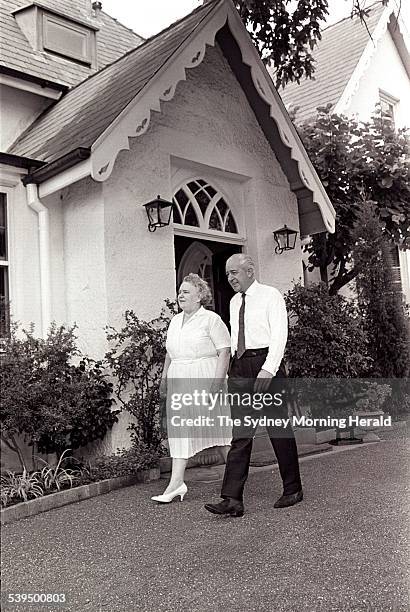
top-left (262, 289), bottom-right (288, 376)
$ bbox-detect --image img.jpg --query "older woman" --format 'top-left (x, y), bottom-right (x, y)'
top-left (151, 273), bottom-right (232, 503)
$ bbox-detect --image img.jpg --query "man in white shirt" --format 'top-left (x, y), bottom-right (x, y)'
top-left (205, 254), bottom-right (302, 517)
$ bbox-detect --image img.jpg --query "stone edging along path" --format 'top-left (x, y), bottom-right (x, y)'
top-left (1, 468), bottom-right (160, 526)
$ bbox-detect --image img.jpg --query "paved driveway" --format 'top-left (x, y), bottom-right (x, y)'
top-left (1, 431), bottom-right (409, 612)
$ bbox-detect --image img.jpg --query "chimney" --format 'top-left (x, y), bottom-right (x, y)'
top-left (92, 1), bottom-right (102, 17)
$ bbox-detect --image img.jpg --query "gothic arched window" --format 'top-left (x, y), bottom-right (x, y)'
top-left (173, 179), bottom-right (238, 234)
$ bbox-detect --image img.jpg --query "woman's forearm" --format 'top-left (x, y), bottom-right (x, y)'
top-left (213, 347), bottom-right (231, 380)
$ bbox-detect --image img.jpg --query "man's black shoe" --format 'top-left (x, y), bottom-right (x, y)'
top-left (204, 498), bottom-right (244, 517)
top-left (274, 489), bottom-right (303, 508)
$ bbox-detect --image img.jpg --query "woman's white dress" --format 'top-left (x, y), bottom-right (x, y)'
top-left (166, 306), bottom-right (232, 459)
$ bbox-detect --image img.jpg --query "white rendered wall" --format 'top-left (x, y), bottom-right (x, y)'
top-left (150, 44), bottom-right (302, 293)
top-left (45, 191), bottom-right (66, 325)
top-left (0, 85), bottom-right (52, 151)
top-left (107, 44), bottom-right (303, 322)
top-left (62, 177), bottom-right (108, 359)
top-left (342, 30), bottom-right (410, 129)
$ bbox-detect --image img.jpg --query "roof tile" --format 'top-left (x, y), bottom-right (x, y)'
top-left (9, 0), bottom-right (218, 161)
top-left (279, 3), bottom-right (385, 123)
top-left (0, 0), bottom-right (143, 88)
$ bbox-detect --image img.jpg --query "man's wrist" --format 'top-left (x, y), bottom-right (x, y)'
top-left (261, 363), bottom-right (275, 376)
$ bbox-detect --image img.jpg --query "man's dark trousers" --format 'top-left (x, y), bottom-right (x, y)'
top-left (221, 349), bottom-right (302, 502)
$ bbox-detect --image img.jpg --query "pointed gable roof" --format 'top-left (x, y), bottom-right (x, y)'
top-left (279, 3), bottom-right (385, 123)
top-left (8, 0), bottom-right (335, 236)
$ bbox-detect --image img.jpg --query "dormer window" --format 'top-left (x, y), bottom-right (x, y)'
top-left (13, 3), bottom-right (98, 67)
top-left (42, 12), bottom-right (95, 64)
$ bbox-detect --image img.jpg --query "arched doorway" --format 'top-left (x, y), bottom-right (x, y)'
top-left (178, 242), bottom-right (215, 309)
top-left (173, 178), bottom-right (243, 327)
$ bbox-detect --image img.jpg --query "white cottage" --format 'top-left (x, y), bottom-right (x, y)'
top-left (281, 0), bottom-right (410, 302)
top-left (0, 0), bottom-right (335, 456)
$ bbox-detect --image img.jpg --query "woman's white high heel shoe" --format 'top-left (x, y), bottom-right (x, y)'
top-left (151, 482), bottom-right (187, 503)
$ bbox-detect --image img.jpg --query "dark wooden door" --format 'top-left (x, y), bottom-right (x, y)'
top-left (212, 244), bottom-right (242, 328)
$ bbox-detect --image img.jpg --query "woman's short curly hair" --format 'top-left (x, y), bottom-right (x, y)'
top-left (182, 273), bottom-right (213, 307)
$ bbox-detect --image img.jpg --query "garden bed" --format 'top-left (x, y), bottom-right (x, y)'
top-left (1, 468), bottom-right (160, 526)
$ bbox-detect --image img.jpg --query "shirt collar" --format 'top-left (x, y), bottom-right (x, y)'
top-left (243, 279), bottom-right (259, 296)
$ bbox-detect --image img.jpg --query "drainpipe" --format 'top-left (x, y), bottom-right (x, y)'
top-left (26, 183), bottom-right (51, 337)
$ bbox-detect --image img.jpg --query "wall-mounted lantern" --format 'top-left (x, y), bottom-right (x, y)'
top-left (273, 225), bottom-right (298, 254)
top-left (143, 195), bottom-right (173, 232)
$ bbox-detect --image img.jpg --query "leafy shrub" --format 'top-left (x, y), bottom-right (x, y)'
top-left (1, 469), bottom-right (43, 506)
top-left (284, 282), bottom-right (374, 420)
top-left (78, 442), bottom-right (163, 483)
top-left (0, 323), bottom-right (120, 470)
top-left (105, 301), bottom-right (177, 452)
top-left (285, 282), bottom-right (372, 377)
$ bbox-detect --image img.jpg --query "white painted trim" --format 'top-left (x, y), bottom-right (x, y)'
top-left (0, 164), bottom-right (26, 187)
top-left (224, 3), bottom-right (335, 233)
top-left (171, 154), bottom-right (251, 184)
top-left (38, 158), bottom-right (91, 198)
top-left (0, 186), bottom-right (13, 333)
top-left (90, 0), bottom-right (227, 181)
top-left (379, 89), bottom-right (400, 105)
top-left (398, 249), bottom-right (410, 306)
top-left (89, 0), bottom-right (335, 235)
top-left (26, 184), bottom-right (51, 337)
top-left (173, 178), bottom-right (241, 236)
top-left (174, 225), bottom-right (245, 245)
top-left (172, 172), bottom-right (245, 234)
top-left (0, 74), bottom-right (62, 100)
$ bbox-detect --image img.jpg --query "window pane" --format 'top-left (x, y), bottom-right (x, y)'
top-left (379, 97), bottom-right (396, 131)
top-left (225, 211), bottom-right (238, 234)
top-left (174, 189), bottom-right (189, 213)
top-left (0, 193), bottom-right (6, 224)
top-left (0, 194), bottom-right (7, 260)
top-left (172, 182), bottom-right (238, 234)
top-left (43, 13), bottom-right (92, 64)
top-left (184, 204), bottom-right (199, 227)
top-left (0, 267), bottom-right (9, 337)
top-left (209, 208), bottom-right (222, 231)
top-left (205, 185), bottom-right (216, 198)
top-left (216, 198), bottom-right (228, 217)
top-left (196, 189), bottom-right (211, 215)
top-left (187, 181), bottom-right (200, 195)
top-left (172, 203), bottom-right (182, 224)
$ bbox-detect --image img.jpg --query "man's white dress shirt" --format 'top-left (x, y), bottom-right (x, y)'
top-left (230, 280), bottom-right (288, 376)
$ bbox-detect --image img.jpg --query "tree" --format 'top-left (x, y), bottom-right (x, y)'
top-left (356, 234), bottom-right (410, 378)
top-left (235, 0), bottom-right (328, 87)
top-left (232, 1), bottom-right (398, 87)
top-left (298, 105), bottom-right (410, 294)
